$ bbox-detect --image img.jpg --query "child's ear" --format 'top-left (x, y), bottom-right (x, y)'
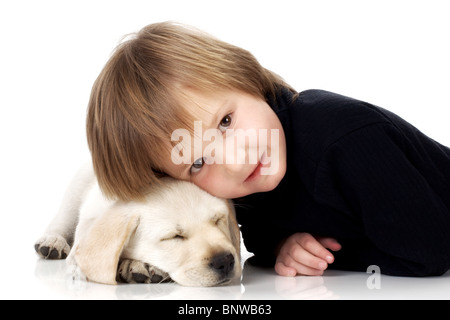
top-left (74, 208), bottom-right (139, 285)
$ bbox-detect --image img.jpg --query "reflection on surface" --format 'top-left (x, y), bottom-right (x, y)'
top-left (35, 258), bottom-right (337, 300)
top-left (240, 262), bottom-right (338, 300)
top-left (34, 259), bottom-right (243, 300)
top-left (34, 257), bottom-right (450, 300)
top-left (33, 258), bottom-right (338, 300)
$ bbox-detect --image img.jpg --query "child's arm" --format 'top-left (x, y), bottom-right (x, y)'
top-left (275, 233), bottom-right (341, 276)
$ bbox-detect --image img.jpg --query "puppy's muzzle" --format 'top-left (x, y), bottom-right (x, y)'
top-left (210, 253), bottom-right (235, 279)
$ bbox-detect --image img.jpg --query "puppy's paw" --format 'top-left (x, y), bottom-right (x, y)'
top-left (117, 259), bottom-right (170, 284)
top-left (35, 234), bottom-right (70, 260)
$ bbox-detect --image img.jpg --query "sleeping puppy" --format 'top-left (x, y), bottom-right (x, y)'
top-left (34, 163), bottom-right (241, 287)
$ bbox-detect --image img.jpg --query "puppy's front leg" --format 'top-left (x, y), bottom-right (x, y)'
top-left (35, 163), bottom-right (95, 260)
top-left (117, 259), bottom-right (171, 284)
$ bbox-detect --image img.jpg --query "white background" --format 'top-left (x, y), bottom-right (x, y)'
top-left (0, 0), bottom-right (449, 299)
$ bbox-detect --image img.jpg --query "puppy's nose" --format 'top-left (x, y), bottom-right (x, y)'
top-left (209, 253), bottom-right (235, 276)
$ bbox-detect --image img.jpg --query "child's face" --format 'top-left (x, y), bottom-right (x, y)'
top-left (164, 88), bottom-right (287, 199)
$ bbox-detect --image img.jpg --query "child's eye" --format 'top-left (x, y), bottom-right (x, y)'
top-left (218, 114), bottom-right (232, 132)
top-left (190, 157), bottom-right (205, 174)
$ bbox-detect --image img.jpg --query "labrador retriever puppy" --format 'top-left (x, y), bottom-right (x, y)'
top-left (34, 164), bottom-right (241, 286)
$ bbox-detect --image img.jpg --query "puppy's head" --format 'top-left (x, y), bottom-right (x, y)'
top-left (74, 178), bottom-right (241, 287)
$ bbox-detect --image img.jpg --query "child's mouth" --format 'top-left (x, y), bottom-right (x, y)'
top-left (244, 152), bottom-right (269, 182)
top-left (245, 161), bottom-right (263, 182)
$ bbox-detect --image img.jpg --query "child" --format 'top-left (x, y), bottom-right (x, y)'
top-left (86, 22), bottom-right (450, 277)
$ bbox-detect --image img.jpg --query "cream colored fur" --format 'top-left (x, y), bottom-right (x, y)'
top-left (35, 163), bottom-right (241, 286)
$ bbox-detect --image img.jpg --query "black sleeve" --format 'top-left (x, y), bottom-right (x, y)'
top-left (237, 212), bottom-right (286, 267)
top-left (317, 123), bottom-right (450, 276)
top-left (234, 193), bottom-right (292, 268)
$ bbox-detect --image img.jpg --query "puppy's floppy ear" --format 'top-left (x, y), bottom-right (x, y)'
top-left (74, 208), bottom-right (139, 285)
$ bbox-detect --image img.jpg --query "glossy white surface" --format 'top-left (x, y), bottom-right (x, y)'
top-left (2, 245), bottom-right (449, 300)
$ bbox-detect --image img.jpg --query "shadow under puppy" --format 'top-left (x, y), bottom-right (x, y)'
top-left (35, 164), bottom-right (241, 286)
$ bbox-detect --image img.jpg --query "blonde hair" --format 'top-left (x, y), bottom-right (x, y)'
top-left (87, 21), bottom-right (295, 201)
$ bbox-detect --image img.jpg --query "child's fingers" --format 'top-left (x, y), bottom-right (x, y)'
top-left (317, 237), bottom-right (342, 252)
top-left (275, 261), bottom-right (297, 277)
top-left (275, 233), bottom-right (341, 277)
top-left (294, 233), bottom-right (335, 264)
top-left (277, 234), bottom-right (330, 274)
top-left (275, 259), bottom-right (325, 277)
top-left (287, 242), bottom-right (329, 270)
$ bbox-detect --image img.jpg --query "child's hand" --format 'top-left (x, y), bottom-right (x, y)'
top-left (275, 233), bottom-right (342, 276)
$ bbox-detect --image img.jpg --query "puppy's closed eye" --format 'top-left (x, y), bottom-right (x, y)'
top-left (212, 213), bottom-right (226, 225)
top-left (161, 225), bottom-right (186, 242)
top-left (161, 234), bottom-right (186, 241)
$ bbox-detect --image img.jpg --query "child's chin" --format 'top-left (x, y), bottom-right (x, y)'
top-left (258, 172), bottom-right (285, 193)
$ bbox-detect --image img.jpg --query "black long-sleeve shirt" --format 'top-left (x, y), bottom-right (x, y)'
top-left (235, 89), bottom-right (450, 276)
